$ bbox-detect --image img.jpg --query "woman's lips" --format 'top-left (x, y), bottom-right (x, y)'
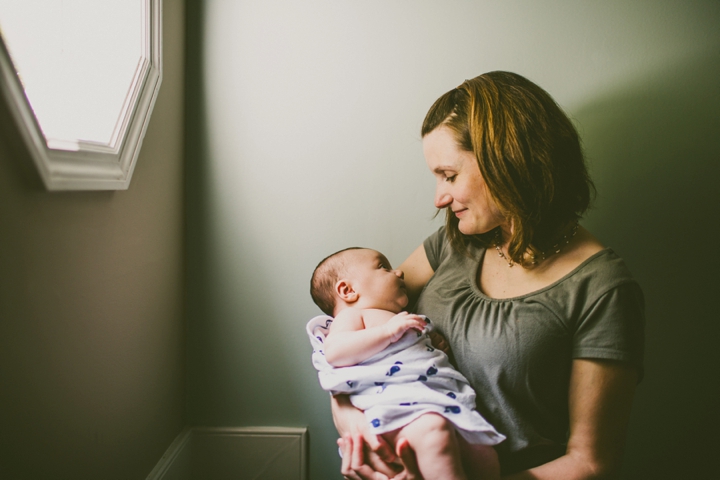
top-left (453, 208), bottom-right (468, 217)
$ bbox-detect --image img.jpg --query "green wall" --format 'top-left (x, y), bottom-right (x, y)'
top-left (577, 55), bottom-right (720, 478)
top-left (184, 2), bottom-right (720, 478)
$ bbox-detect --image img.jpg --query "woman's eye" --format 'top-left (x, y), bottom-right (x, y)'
top-left (444, 174), bottom-right (457, 183)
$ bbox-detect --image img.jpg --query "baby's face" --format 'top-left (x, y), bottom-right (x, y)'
top-left (343, 249), bottom-right (408, 312)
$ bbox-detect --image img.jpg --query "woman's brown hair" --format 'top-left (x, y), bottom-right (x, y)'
top-left (421, 71), bottom-right (594, 265)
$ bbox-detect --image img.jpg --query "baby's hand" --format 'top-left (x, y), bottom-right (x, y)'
top-left (384, 312), bottom-right (426, 343)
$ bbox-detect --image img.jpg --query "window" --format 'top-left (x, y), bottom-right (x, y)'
top-left (0, 0), bottom-right (162, 190)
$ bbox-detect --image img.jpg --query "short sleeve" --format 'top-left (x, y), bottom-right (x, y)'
top-left (423, 227), bottom-right (450, 271)
top-left (573, 281), bottom-right (645, 378)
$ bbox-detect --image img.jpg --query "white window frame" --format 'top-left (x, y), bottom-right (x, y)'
top-left (0, 0), bottom-right (162, 191)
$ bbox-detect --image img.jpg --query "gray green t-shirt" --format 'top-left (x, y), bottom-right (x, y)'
top-left (416, 227), bottom-right (645, 473)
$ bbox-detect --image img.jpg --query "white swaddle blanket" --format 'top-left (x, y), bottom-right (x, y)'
top-left (307, 315), bottom-right (505, 445)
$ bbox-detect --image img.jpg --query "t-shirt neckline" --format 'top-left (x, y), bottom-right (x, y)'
top-left (470, 247), bottom-right (614, 302)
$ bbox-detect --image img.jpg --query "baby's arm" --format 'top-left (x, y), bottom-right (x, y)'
top-left (324, 309), bottom-right (426, 367)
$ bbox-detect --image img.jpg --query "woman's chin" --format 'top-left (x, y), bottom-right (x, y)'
top-left (458, 222), bottom-right (480, 236)
top-left (458, 219), bottom-right (497, 236)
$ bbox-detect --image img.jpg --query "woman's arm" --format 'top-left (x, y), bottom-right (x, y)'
top-left (503, 359), bottom-right (638, 480)
top-left (399, 244), bottom-right (435, 308)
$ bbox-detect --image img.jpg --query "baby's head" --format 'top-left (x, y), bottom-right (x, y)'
top-left (310, 247), bottom-right (408, 317)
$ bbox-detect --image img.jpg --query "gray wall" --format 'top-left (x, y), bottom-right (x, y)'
top-left (0, 2), bottom-right (186, 478)
top-left (185, 1), bottom-right (720, 479)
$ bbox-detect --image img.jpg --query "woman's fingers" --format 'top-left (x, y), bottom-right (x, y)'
top-left (338, 436), bottom-right (357, 479)
top-left (350, 433), bottom-right (365, 471)
top-left (338, 435), bottom-right (369, 480)
top-left (364, 435), bottom-right (403, 478)
top-left (365, 432), bottom-right (397, 465)
top-left (395, 438), bottom-right (423, 480)
top-left (339, 434), bottom-right (392, 480)
top-left (332, 397), bottom-right (398, 478)
top-left (352, 433), bottom-right (394, 480)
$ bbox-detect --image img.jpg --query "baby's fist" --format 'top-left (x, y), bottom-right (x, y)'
top-left (385, 312), bottom-right (426, 343)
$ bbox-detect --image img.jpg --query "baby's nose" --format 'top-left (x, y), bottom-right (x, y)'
top-left (394, 269), bottom-right (404, 279)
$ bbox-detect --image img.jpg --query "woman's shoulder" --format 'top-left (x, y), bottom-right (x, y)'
top-left (541, 227), bottom-right (637, 290)
top-left (567, 248), bottom-right (636, 284)
top-left (503, 227), bottom-right (641, 305)
top-left (423, 226), bottom-right (451, 270)
top-left (541, 247), bottom-right (642, 316)
top-left (422, 225), bottom-right (640, 298)
top-left (566, 228), bottom-right (637, 285)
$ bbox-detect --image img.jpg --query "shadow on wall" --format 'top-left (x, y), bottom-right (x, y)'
top-left (183, 0), bottom-right (306, 430)
top-left (0, 89), bottom-right (49, 191)
top-left (575, 50), bottom-right (720, 479)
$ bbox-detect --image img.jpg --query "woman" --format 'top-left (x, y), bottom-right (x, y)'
top-left (332, 71), bottom-right (645, 479)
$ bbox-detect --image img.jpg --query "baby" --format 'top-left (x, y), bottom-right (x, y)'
top-left (308, 247), bottom-right (504, 480)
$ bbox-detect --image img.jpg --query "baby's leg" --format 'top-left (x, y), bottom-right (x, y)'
top-left (459, 437), bottom-right (500, 480)
top-left (383, 413), bottom-right (467, 480)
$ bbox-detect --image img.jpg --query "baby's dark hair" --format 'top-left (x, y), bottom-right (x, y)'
top-left (310, 247), bottom-right (363, 316)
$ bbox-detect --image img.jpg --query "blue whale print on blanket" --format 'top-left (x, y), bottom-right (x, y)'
top-left (306, 314), bottom-right (506, 446)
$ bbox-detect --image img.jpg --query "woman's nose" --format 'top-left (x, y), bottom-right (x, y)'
top-left (435, 187), bottom-right (452, 208)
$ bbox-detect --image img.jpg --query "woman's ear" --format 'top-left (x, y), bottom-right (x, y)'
top-left (335, 279), bottom-right (359, 304)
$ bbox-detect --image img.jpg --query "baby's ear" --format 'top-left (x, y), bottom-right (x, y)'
top-left (335, 279), bottom-right (358, 303)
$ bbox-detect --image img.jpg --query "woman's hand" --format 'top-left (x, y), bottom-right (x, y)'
top-left (396, 438), bottom-right (422, 479)
top-left (331, 395), bottom-right (401, 479)
top-left (338, 435), bottom-right (423, 480)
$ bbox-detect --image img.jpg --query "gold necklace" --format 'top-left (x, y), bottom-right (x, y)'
top-left (494, 222), bottom-right (579, 268)
top-left (494, 233), bottom-right (515, 267)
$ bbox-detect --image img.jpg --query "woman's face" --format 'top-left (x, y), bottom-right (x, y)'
top-left (423, 126), bottom-right (505, 236)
